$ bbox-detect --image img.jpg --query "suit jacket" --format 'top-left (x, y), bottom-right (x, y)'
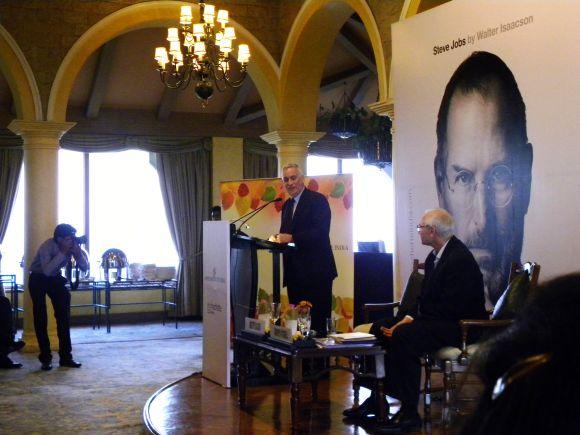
top-left (415, 236), bottom-right (487, 323)
top-left (280, 188), bottom-right (338, 288)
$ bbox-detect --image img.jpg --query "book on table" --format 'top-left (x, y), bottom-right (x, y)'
top-left (327, 332), bottom-right (376, 344)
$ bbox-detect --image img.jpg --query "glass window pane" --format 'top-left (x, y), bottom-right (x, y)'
top-left (342, 158), bottom-right (363, 174)
top-left (0, 171), bottom-right (24, 282)
top-left (353, 165), bottom-right (394, 253)
top-left (306, 156), bottom-right (338, 175)
top-left (58, 149), bottom-right (85, 234)
top-left (89, 150), bottom-right (178, 279)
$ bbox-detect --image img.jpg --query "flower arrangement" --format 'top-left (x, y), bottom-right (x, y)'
top-left (292, 330), bottom-right (304, 341)
top-left (257, 298), bottom-right (270, 315)
top-left (318, 104), bottom-right (392, 166)
top-left (296, 300), bottom-right (312, 315)
top-left (284, 304), bottom-right (298, 321)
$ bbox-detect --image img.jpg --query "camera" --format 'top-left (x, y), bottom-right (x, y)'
top-left (74, 235), bottom-right (88, 245)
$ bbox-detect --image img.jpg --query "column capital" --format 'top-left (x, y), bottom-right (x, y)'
top-left (7, 120), bottom-right (76, 150)
top-left (368, 100), bottom-right (394, 121)
top-left (260, 130), bottom-right (325, 146)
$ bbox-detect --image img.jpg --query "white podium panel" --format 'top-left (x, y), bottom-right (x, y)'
top-left (202, 221), bottom-right (231, 387)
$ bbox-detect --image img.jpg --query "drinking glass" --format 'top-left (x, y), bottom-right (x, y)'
top-left (270, 302), bottom-right (281, 326)
top-left (326, 317), bottom-right (336, 336)
top-left (298, 314), bottom-right (311, 335)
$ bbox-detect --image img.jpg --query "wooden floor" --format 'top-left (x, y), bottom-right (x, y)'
top-left (144, 370), bottom-right (456, 434)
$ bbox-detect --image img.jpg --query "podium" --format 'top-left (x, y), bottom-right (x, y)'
top-left (230, 232), bottom-right (291, 336)
top-left (202, 221), bottom-right (292, 387)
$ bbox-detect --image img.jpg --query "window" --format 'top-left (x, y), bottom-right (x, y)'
top-left (0, 172), bottom-right (24, 282)
top-left (88, 150), bottom-right (178, 276)
top-left (307, 155), bottom-right (394, 252)
top-left (0, 150), bottom-right (178, 283)
top-left (59, 150), bottom-right (85, 233)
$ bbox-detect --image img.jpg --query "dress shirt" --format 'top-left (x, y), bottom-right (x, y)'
top-left (29, 239), bottom-right (88, 277)
top-left (292, 188), bottom-right (304, 216)
top-left (433, 238), bottom-right (451, 269)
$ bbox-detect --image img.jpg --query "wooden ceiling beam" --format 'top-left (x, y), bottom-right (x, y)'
top-left (235, 103), bottom-right (266, 125)
top-left (85, 40), bottom-right (117, 119)
top-left (320, 66), bottom-right (372, 93)
top-left (68, 106), bottom-right (267, 138)
top-left (235, 66), bottom-right (372, 125)
top-left (224, 77), bottom-right (254, 126)
top-left (352, 75), bottom-right (375, 106)
top-left (336, 27), bottom-right (376, 73)
top-left (347, 16), bottom-right (366, 34)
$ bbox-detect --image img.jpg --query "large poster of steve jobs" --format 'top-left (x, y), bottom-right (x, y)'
top-left (391, 0), bottom-right (580, 304)
top-left (434, 51), bottom-right (532, 304)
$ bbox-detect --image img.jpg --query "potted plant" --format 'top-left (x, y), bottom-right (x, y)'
top-left (317, 104), bottom-right (392, 166)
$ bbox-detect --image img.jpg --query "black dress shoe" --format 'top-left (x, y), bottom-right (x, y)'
top-left (41, 361), bottom-right (53, 371)
top-left (343, 397), bottom-right (377, 419)
top-left (60, 359), bottom-right (82, 368)
top-left (376, 411), bottom-right (422, 433)
top-left (0, 359), bottom-right (22, 369)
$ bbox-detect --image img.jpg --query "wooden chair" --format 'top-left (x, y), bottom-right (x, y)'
top-left (424, 261), bottom-right (541, 424)
top-left (356, 260), bottom-right (541, 424)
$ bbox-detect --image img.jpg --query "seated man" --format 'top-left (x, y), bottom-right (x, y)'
top-left (0, 293), bottom-right (25, 369)
top-left (344, 208), bottom-right (487, 433)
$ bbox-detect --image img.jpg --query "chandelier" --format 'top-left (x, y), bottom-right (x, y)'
top-left (154, 2), bottom-right (251, 106)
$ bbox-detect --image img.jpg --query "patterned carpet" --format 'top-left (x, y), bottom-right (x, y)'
top-left (0, 321), bottom-right (203, 434)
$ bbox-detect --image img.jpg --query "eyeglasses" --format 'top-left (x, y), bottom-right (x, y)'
top-left (416, 224), bottom-right (432, 232)
top-left (491, 353), bottom-right (551, 401)
top-left (445, 164), bottom-right (514, 208)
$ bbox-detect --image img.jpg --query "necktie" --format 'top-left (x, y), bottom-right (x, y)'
top-left (287, 198), bottom-right (295, 218)
top-left (282, 198), bottom-right (294, 231)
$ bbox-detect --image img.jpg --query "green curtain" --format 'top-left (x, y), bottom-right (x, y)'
top-left (0, 131), bottom-right (24, 273)
top-left (155, 140), bottom-right (212, 316)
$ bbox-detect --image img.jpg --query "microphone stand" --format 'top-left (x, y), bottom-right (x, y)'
top-left (230, 198), bottom-right (282, 236)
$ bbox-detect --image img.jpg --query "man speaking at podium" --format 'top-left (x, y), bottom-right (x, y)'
top-left (277, 163), bottom-right (337, 334)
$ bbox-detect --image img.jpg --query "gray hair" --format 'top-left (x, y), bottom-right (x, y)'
top-left (423, 208), bottom-right (455, 240)
top-left (282, 163), bottom-right (303, 176)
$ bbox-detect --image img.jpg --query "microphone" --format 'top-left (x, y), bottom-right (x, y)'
top-left (231, 198), bottom-right (282, 235)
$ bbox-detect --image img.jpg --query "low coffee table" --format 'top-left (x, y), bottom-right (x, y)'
top-left (234, 334), bottom-right (387, 429)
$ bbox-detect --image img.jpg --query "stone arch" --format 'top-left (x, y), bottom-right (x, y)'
top-left (278, 0), bottom-right (387, 131)
top-left (47, 1), bottom-right (280, 128)
top-left (0, 25), bottom-right (42, 121)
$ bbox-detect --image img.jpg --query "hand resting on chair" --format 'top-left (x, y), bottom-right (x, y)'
top-left (380, 314), bottom-right (414, 338)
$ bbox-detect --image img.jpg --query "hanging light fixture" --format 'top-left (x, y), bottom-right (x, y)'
top-left (328, 84), bottom-right (364, 140)
top-left (154, 2), bottom-right (251, 107)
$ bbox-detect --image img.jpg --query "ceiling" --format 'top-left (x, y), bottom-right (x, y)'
top-left (0, 15), bottom-right (378, 141)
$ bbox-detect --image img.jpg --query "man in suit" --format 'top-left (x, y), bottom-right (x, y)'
top-left (278, 163), bottom-right (337, 334)
top-left (344, 208), bottom-right (487, 433)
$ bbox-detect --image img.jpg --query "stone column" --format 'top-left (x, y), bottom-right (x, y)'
top-left (260, 130), bottom-right (325, 176)
top-left (7, 120), bottom-right (76, 353)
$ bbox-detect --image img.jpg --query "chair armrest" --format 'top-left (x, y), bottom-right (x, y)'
top-left (363, 302), bottom-right (400, 323)
top-left (457, 319), bottom-right (513, 362)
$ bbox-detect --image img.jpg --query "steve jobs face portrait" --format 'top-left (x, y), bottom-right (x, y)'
top-left (435, 51), bottom-right (533, 304)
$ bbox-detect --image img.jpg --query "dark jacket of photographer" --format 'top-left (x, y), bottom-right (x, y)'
top-left (29, 239), bottom-right (88, 277)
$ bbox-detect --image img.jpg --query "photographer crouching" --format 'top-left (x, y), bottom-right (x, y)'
top-left (29, 224), bottom-right (88, 371)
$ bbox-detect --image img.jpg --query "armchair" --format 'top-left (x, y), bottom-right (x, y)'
top-left (424, 261), bottom-right (541, 424)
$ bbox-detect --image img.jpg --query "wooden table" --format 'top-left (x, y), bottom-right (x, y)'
top-left (234, 334), bottom-right (387, 429)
